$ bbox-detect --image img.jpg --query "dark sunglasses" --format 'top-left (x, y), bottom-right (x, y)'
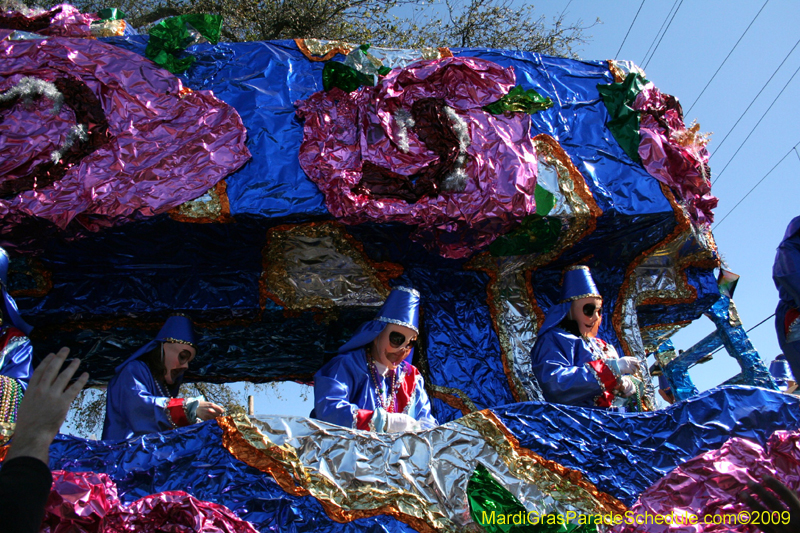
top-left (389, 331), bottom-right (418, 350)
top-left (582, 303), bottom-right (602, 318)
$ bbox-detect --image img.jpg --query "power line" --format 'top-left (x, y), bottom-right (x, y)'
top-left (712, 60), bottom-right (800, 185)
top-left (695, 312), bottom-right (777, 363)
top-left (710, 36), bottom-right (800, 160)
top-left (616, 0), bottom-right (646, 59)
top-left (713, 141), bottom-right (800, 229)
top-left (685, 0), bottom-right (770, 115)
top-left (640, 0), bottom-right (678, 67)
top-left (643, 0), bottom-right (684, 70)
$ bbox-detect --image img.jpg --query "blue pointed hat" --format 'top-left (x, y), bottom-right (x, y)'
top-left (338, 287), bottom-right (420, 354)
top-left (770, 354), bottom-right (793, 381)
top-left (0, 247), bottom-right (32, 336)
top-left (538, 266), bottom-right (602, 336)
top-left (115, 314), bottom-right (197, 373)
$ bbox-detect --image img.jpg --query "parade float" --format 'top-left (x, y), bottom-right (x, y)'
top-left (1, 6), bottom-right (798, 532)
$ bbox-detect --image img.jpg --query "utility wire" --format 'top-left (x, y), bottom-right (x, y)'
top-left (713, 141), bottom-right (800, 229)
top-left (710, 36), bottom-right (800, 160)
top-left (685, 0), bottom-right (770, 115)
top-left (640, 0), bottom-right (678, 67)
top-left (616, 0), bottom-right (646, 59)
top-left (712, 62), bottom-right (800, 185)
top-left (643, 0), bottom-right (684, 69)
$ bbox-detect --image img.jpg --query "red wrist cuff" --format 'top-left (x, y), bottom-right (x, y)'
top-left (356, 409), bottom-right (373, 431)
top-left (167, 398), bottom-right (190, 427)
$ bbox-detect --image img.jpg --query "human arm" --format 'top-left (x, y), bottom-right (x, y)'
top-left (774, 221), bottom-right (800, 309)
top-left (531, 330), bottom-right (616, 407)
top-left (738, 475), bottom-right (800, 533)
top-left (6, 346), bottom-right (88, 463)
top-left (314, 357), bottom-right (373, 430)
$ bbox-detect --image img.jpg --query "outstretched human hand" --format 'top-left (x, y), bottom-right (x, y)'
top-left (196, 401), bottom-right (225, 421)
top-left (6, 347), bottom-right (89, 464)
top-left (615, 356), bottom-right (640, 375)
top-left (617, 376), bottom-right (637, 398)
top-left (738, 475), bottom-right (800, 533)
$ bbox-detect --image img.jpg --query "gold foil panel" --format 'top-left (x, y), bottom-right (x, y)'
top-left (219, 412), bottom-right (624, 532)
top-left (168, 181), bottom-right (232, 223)
top-left (607, 60), bottom-right (647, 83)
top-left (90, 19), bottom-right (126, 37)
top-left (261, 222), bottom-right (401, 311)
top-left (295, 39), bottom-right (451, 67)
top-left (8, 256), bottom-right (53, 298)
top-left (0, 421), bottom-right (13, 445)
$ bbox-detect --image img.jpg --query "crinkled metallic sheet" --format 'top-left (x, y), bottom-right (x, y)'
top-left (611, 430), bottom-right (800, 533)
top-left (451, 48), bottom-right (672, 217)
top-left (637, 266), bottom-right (721, 329)
top-left (0, 33), bottom-right (250, 251)
top-left (103, 36), bottom-right (328, 219)
top-left (220, 412), bottom-right (624, 531)
top-left (492, 386), bottom-right (800, 507)
top-left (47, 421), bottom-right (419, 533)
top-left (400, 267), bottom-right (516, 422)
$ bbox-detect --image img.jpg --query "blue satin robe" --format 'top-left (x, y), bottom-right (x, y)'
top-left (312, 348), bottom-right (436, 430)
top-left (0, 327), bottom-right (33, 391)
top-left (102, 360), bottom-right (179, 440)
top-left (774, 215), bottom-right (800, 381)
top-left (530, 327), bottom-right (608, 407)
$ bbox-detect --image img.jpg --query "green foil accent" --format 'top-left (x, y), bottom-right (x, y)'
top-left (596, 73), bottom-right (647, 164)
top-left (378, 66), bottom-right (392, 76)
top-left (322, 61), bottom-right (375, 92)
top-left (146, 14), bottom-right (222, 74)
top-left (534, 184), bottom-right (555, 216)
top-left (489, 215), bottom-right (561, 257)
top-left (468, 464), bottom-right (597, 532)
top-left (96, 8), bottom-right (125, 21)
top-left (484, 85), bottom-right (554, 115)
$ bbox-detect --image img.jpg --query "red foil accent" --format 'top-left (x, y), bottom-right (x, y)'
top-left (395, 364), bottom-right (419, 414)
top-left (167, 398), bottom-right (190, 427)
top-left (41, 470), bottom-right (258, 532)
top-left (587, 359), bottom-right (618, 407)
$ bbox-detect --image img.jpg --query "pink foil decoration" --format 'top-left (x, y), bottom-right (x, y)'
top-left (0, 4), bottom-right (98, 38)
top-left (634, 84), bottom-right (717, 225)
top-left (610, 430), bottom-right (800, 533)
top-left (0, 32), bottom-right (250, 250)
top-left (42, 470), bottom-right (259, 533)
top-left (296, 57), bottom-right (537, 259)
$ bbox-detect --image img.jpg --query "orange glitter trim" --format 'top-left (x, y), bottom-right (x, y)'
top-left (294, 39), bottom-right (352, 61)
top-left (217, 416), bottom-right (437, 533)
top-left (428, 389), bottom-right (472, 416)
top-left (168, 181), bottom-right (233, 224)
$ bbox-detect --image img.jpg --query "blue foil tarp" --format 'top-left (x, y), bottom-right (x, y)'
top-left (493, 386), bottom-right (800, 506)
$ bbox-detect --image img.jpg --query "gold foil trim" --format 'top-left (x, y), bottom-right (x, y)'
top-left (90, 19), bottom-right (126, 37)
top-left (295, 39), bottom-right (450, 65)
top-left (8, 256), bottom-right (53, 299)
top-left (457, 411), bottom-right (627, 516)
top-left (260, 222), bottom-right (402, 311)
top-left (168, 181), bottom-right (232, 223)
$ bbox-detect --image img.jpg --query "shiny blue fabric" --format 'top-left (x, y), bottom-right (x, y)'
top-left (312, 347), bottom-right (435, 429)
top-left (530, 327), bottom-right (605, 407)
top-left (774, 215), bottom-right (800, 380)
top-left (102, 360), bottom-right (180, 440)
top-left (0, 248), bottom-right (32, 336)
top-left (0, 327), bottom-right (32, 390)
top-left (50, 422), bottom-right (417, 533)
top-left (493, 386), bottom-right (800, 506)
